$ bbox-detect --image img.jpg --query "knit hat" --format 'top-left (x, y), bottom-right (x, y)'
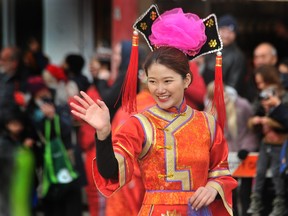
top-left (45, 64), bottom-right (67, 81)
top-left (65, 54), bottom-right (85, 75)
top-left (218, 14), bottom-right (238, 32)
top-left (27, 76), bottom-right (49, 96)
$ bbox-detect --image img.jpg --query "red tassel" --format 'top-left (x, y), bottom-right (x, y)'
top-left (121, 31), bottom-right (139, 113)
top-left (212, 51), bottom-right (226, 130)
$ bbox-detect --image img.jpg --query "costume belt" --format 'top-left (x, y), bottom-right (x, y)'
top-left (142, 190), bottom-right (194, 205)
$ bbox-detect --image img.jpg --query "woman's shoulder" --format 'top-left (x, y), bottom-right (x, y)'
top-left (195, 109), bottom-right (216, 119)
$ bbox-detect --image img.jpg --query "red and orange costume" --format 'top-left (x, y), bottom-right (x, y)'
top-left (104, 89), bottom-right (155, 216)
top-left (93, 100), bottom-right (237, 216)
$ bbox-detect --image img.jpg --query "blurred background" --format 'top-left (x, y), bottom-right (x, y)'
top-left (1, 0), bottom-right (288, 78)
top-left (1, 1), bottom-right (288, 216)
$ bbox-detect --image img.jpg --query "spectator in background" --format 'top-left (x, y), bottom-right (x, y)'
top-left (61, 54), bottom-right (90, 194)
top-left (247, 42), bottom-right (279, 103)
top-left (23, 36), bottom-right (49, 76)
top-left (63, 54), bottom-right (90, 93)
top-left (0, 108), bottom-right (35, 216)
top-left (26, 76), bottom-right (83, 216)
top-left (247, 65), bottom-right (288, 216)
top-left (42, 63), bottom-right (87, 195)
top-left (202, 14), bottom-right (247, 99)
top-left (253, 42), bottom-right (278, 69)
top-left (0, 47), bottom-right (30, 127)
top-left (278, 57), bottom-right (288, 90)
top-left (93, 41), bottom-right (147, 120)
top-left (205, 83), bottom-right (259, 216)
top-left (42, 64), bottom-right (69, 106)
top-left (77, 46), bottom-right (112, 216)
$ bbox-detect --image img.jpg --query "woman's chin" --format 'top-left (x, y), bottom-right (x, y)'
top-left (157, 102), bottom-right (171, 110)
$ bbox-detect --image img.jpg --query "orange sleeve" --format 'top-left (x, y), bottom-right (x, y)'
top-left (92, 116), bottom-right (145, 197)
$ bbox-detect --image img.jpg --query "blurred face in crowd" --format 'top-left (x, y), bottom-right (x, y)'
top-left (0, 48), bottom-right (18, 74)
top-left (219, 27), bottom-right (236, 47)
top-left (253, 43), bottom-right (278, 68)
top-left (6, 120), bottom-right (24, 136)
top-left (278, 62), bottom-right (288, 88)
top-left (110, 43), bottom-right (122, 80)
top-left (254, 73), bottom-right (267, 90)
top-left (279, 63), bottom-right (288, 74)
top-left (89, 58), bottom-right (101, 78)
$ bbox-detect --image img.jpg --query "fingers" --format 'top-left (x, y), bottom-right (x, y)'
top-left (189, 188), bottom-right (207, 210)
top-left (80, 91), bottom-right (96, 106)
top-left (189, 187), bottom-right (215, 210)
top-left (71, 109), bottom-right (85, 120)
top-left (70, 101), bottom-right (87, 115)
top-left (70, 101), bottom-right (86, 120)
top-left (73, 95), bottom-right (90, 109)
top-left (96, 99), bottom-right (108, 111)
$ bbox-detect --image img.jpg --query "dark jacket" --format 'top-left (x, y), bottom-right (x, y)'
top-left (203, 42), bottom-right (247, 97)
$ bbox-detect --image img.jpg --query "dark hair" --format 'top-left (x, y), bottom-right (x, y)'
top-left (143, 47), bottom-right (192, 82)
top-left (279, 57), bottom-right (288, 67)
top-left (254, 65), bottom-right (281, 86)
top-left (65, 54), bottom-right (85, 75)
top-left (3, 108), bottom-right (26, 126)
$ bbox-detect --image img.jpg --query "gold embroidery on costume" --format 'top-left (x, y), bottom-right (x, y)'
top-left (218, 161), bottom-right (229, 168)
top-left (158, 173), bottom-right (174, 178)
top-left (161, 210), bottom-right (182, 216)
top-left (208, 39), bottom-right (217, 48)
top-left (157, 145), bottom-right (172, 150)
top-left (140, 22), bottom-right (148, 30)
top-left (205, 18), bottom-right (214, 27)
top-left (209, 169), bottom-right (231, 178)
top-left (172, 112), bottom-right (186, 118)
top-left (150, 11), bottom-right (157, 20)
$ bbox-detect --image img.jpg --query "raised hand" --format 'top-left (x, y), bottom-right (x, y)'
top-left (70, 91), bottom-right (111, 140)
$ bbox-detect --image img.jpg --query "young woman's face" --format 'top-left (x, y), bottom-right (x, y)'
top-left (147, 63), bottom-right (191, 110)
top-left (255, 73), bottom-right (267, 90)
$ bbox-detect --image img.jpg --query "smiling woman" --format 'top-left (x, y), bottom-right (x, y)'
top-left (70, 4), bottom-right (237, 216)
top-left (144, 47), bottom-right (192, 110)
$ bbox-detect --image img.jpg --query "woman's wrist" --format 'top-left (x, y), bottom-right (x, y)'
top-left (96, 125), bottom-right (111, 140)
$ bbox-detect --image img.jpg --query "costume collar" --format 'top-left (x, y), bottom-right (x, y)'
top-left (156, 98), bottom-right (187, 114)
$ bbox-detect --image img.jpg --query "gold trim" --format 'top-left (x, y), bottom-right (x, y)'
top-left (135, 114), bottom-right (154, 159)
top-left (206, 181), bottom-right (233, 216)
top-left (148, 106), bottom-right (178, 121)
top-left (209, 169), bottom-right (231, 178)
top-left (115, 153), bottom-right (126, 188)
top-left (204, 113), bottom-right (216, 148)
top-left (114, 143), bottom-right (134, 158)
top-left (163, 107), bottom-right (193, 190)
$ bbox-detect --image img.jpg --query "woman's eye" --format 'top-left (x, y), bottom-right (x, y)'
top-left (165, 80), bottom-right (172, 83)
top-left (148, 80), bottom-right (155, 84)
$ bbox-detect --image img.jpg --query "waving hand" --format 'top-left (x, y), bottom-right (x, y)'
top-left (70, 91), bottom-right (111, 140)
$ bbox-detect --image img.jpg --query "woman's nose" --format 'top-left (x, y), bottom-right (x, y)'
top-left (156, 83), bottom-right (166, 93)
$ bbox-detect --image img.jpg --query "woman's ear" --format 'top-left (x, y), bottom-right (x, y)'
top-left (184, 73), bottom-right (192, 89)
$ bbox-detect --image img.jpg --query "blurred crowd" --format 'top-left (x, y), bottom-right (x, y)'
top-left (0, 14), bottom-right (288, 216)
